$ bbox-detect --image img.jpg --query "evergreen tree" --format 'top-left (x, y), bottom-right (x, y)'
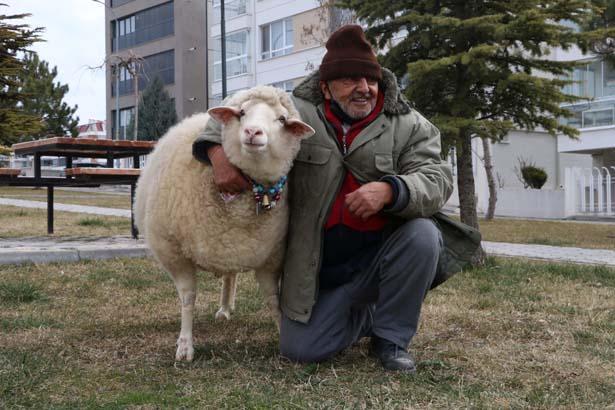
top-left (136, 77), bottom-right (177, 141)
top-left (339, 0), bottom-right (610, 232)
top-left (0, 6), bottom-right (43, 145)
top-left (19, 53), bottom-right (79, 138)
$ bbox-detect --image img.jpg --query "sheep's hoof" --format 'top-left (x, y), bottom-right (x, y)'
top-left (215, 308), bottom-right (231, 321)
top-left (175, 337), bottom-right (194, 362)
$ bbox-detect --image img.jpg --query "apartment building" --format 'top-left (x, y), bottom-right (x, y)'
top-left (209, 0), bottom-right (341, 106)
top-left (104, 0), bottom-right (207, 140)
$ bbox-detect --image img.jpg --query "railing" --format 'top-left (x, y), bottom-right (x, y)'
top-left (565, 166), bottom-right (615, 216)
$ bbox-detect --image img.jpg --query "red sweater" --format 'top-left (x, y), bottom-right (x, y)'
top-left (324, 92), bottom-right (388, 231)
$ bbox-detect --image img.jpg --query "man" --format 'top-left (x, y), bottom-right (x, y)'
top-left (194, 25), bottom-right (475, 373)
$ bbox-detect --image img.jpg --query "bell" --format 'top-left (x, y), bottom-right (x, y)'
top-left (262, 194), bottom-right (270, 208)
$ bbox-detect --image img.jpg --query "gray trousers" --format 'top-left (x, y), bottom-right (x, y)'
top-left (279, 218), bottom-right (442, 363)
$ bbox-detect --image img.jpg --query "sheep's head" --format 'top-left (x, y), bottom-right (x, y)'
top-left (208, 86), bottom-right (315, 183)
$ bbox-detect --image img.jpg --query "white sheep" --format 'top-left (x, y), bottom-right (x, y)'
top-left (134, 86), bottom-right (314, 362)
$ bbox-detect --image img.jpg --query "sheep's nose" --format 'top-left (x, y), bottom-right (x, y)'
top-left (244, 127), bottom-right (263, 138)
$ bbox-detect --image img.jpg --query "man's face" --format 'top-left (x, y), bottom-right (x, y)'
top-left (320, 77), bottom-right (379, 120)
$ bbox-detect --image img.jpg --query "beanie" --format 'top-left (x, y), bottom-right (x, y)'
top-left (319, 25), bottom-right (382, 82)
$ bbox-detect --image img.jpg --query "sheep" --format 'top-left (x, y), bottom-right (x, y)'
top-left (134, 86), bottom-right (315, 362)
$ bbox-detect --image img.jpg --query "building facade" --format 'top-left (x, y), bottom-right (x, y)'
top-left (104, 0), bottom-right (207, 140)
top-left (209, 0), bottom-right (343, 106)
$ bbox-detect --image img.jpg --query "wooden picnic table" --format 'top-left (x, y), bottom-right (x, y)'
top-left (3, 137), bottom-right (156, 238)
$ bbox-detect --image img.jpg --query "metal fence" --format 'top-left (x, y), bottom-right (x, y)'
top-left (565, 167), bottom-right (615, 216)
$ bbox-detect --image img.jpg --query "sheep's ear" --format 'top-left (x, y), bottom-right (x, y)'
top-left (284, 119), bottom-right (315, 140)
top-left (207, 106), bottom-right (242, 125)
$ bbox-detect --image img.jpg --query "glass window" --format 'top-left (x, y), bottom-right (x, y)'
top-left (271, 80), bottom-right (295, 92)
top-left (261, 18), bottom-right (293, 60)
top-left (212, 0), bottom-right (247, 22)
top-left (112, 107), bottom-right (135, 140)
top-left (213, 31), bottom-right (250, 81)
top-left (112, 1), bottom-right (174, 51)
top-left (604, 61), bottom-right (615, 97)
top-left (583, 108), bottom-right (614, 128)
top-left (138, 49), bottom-right (175, 90)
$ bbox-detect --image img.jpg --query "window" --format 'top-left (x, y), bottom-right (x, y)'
top-left (560, 101), bottom-right (615, 129)
top-left (271, 80), bottom-right (294, 92)
top-left (212, 0), bottom-right (247, 22)
top-left (139, 50), bottom-right (175, 90)
top-left (261, 18), bottom-right (293, 60)
top-left (583, 108), bottom-right (614, 127)
top-left (111, 0), bottom-right (135, 7)
top-left (111, 107), bottom-right (135, 140)
top-left (112, 1), bottom-right (174, 51)
top-left (213, 31), bottom-right (250, 81)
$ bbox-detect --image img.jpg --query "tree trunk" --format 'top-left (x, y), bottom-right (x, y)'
top-left (482, 136), bottom-right (497, 220)
top-left (456, 132), bottom-right (479, 229)
top-left (456, 131), bottom-right (486, 265)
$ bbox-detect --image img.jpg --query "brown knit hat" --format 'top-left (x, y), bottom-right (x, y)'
top-left (319, 25), bottom-right (382, 82)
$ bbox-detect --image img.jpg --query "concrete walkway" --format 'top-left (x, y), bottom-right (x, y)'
top-left (2, 197), bottom-right (615, 266)
top-left (0, 197), bottom-right (131, 218)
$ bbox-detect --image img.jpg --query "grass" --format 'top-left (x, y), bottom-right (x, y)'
top-left (474, 216), bottom-right (615, 249)
top-left (0, 186), bottom-right (131, 209)
top-left (0, 257), bottom-right (613, 408)
top-left (0, 204), bottom-right (131, 238)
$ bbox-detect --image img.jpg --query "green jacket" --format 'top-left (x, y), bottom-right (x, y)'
top-left (194, 69), bottom-right (481, 323)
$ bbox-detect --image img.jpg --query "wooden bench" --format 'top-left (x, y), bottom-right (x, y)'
top-left (65, 167), bottom-right (141, 183)
top-left (0, 168), bottom-right (22, 177)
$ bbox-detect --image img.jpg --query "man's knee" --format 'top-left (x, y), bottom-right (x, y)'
top-left (394, 218), bottom-right (442, 259)
top-left (279, 333), bottom-right (336, 363)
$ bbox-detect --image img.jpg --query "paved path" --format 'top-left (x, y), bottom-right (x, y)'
top-left (483, 241), bottom-right (615, 266)
top-left (0, 236), bottom-right (148, 265)
top-left (2, 197), bottom-right (615, 266)
top-left (0, 197), bottom-right (130, 218)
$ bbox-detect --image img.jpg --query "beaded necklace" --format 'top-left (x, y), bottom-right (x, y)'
top-left (251, 175), bottom-right (287, 215)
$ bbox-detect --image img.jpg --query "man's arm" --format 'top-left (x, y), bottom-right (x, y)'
top-left (345, 111), bottom-right (452, 220)
top-left (391, 111), bottom-right (454, 218)
top-left (193, 115), bottom-right (250, 194)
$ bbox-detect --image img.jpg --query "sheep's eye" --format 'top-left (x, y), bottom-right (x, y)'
top-left (278, 116), bottom-right (286, 124)
top-left (239, 109), bottom-right (245, 117)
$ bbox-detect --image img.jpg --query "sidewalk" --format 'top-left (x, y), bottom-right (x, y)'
top-left (2, 198), bottom-right (615, 266)
top-left (2, 235), bottom-right (615, 266)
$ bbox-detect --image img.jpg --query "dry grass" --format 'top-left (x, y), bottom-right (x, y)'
top-left (477, 217), bottom-right (615, 249)
top-left (0, 186), bottom-right (131, 209)
top-left (0, 257), bottom-right (613, 408)
top-left (0, 205), bottom-right (131, 238)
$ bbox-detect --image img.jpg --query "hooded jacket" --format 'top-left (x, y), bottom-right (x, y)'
top-left (193, 68), bottom-right (481, 323)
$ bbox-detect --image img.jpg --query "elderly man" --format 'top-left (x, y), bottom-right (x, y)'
top-left (193, 25), bottom-right (476, 373)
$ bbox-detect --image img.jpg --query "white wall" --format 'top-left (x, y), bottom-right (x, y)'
top-left (495, 189), bottom-right (566, 219)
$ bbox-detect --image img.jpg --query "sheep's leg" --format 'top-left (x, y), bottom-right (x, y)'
top-left (172, 268), bottom-right (198, 361)
top-left (254, 269), bottom-right (281, 331)
top-left (215, 273), bottom-right (237, 321)
top-left (152, 241), bottom-right (198, 362)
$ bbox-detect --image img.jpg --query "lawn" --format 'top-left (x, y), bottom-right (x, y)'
top-left (0, 205), bottom-right (131, 238)
top-left (470, 217), bottom-right (615, 250)
top-left (0, 186), bottom-right (131, 209)
top-left (1, 257), bottom-right (613, 408)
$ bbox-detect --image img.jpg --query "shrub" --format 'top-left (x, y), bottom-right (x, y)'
top-left (515, 158), bottom-right (548, 189)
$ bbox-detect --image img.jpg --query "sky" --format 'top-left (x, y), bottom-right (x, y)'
top-left (5, 0), bottom-right (106, 124)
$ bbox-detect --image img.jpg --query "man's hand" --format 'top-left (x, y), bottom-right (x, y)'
top-left (345, 182), bottom-right (393, 220)
top-left (208, 145), bottom-right (251, 194)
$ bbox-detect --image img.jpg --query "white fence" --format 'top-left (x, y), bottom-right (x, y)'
top-left (564, 167), bottom-right (615, 217)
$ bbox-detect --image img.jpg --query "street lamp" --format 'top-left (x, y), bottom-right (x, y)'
top-left (92, 0), bottom-right (120, 141)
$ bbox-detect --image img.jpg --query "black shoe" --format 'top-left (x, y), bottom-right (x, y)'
top-left (370, 336), bottom-right (416, 373)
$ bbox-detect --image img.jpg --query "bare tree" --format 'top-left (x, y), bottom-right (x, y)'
top-left (481, 137), bottom-right (497, 220)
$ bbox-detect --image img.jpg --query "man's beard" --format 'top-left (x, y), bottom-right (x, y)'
top-left (333, 91), bottom-right (377, 120)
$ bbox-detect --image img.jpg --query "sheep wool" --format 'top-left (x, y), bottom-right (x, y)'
top-left (134, 86), bottom-right (314, 362)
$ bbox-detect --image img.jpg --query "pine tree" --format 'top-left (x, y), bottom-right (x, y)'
top-left (339, 0), bottom-right (610, 231)
top-left (0, 6), bottom-right (43, 146)
top-left (19, 53), bottom-right (79, 138)
top-left (136, 77), bottom-right (177, 141)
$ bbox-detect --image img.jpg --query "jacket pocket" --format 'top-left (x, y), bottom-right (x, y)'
top-left (374, 153), bottom-right (395, 175)
top-left (295, 143), bottom-right (333, 165)
top-left (292, 144), bottom-right (333, 197)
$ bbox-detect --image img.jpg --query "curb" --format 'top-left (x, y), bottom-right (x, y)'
top-left (0, 244), bottom-right (150, 265)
